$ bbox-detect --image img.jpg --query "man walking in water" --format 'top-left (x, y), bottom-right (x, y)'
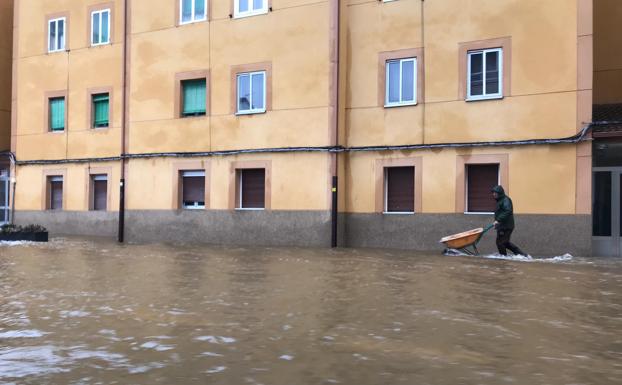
top-left (492, 185), bottom-right (527, 256)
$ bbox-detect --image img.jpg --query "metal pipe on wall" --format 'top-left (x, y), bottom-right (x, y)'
top-left (118, 0), bottom-right (130, 243)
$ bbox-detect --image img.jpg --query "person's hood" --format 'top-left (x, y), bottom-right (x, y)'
top-left (492, 185), bottom-right (506, 200)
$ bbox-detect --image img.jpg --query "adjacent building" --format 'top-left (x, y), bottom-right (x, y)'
top-left (4, 0), bottom-right (619, 257)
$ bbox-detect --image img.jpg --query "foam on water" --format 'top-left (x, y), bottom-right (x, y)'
top-left (0, 330), bottom-right (48, 339)
top-left (0, 241), bottom-right (34, 247)
top-left (444, 249), bottom-right (574, 263)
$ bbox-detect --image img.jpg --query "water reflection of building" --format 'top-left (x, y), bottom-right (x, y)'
top-left (1, 1), bottom-right (620, 256)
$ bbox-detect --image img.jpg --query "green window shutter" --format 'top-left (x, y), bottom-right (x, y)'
top-left (49, 97), bottom-right (65, 131)
top-left (93, 94), bottom-right (109, 128)
top-left (182, 79), bottom-right (206, 116)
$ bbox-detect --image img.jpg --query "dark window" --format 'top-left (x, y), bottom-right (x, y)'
top-left (48, 176), bottom-right (63, 210)
top-left (92, 175), bottom-right (107, 211)
top-left (385, 166), bottom-right (414, 212)
top-left (181, 171), bottom-right (205, 209)
top-left (239, 168), bottom-right (265, 209)
top-left (593, 171), bottom-right (612, 237)
top-left (467, 164), bottom-right (499, 213)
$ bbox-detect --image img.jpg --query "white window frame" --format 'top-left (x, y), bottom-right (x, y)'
top-left (237, 170), bottom-right (265, 211)
top-left (464, 164), bottom-right (500, 215)
top-left (48, 17), bottom-right (66, 53)
top-left (233, 0), bottom-right (269, 19)
top-left (466, 48), bottom-right (503, 101)
top-left (383, 167), bottom-right (415, 215)
top-left (181, 170), bottom-right (206, 210)
top-left (0, 169), bottom-right (9, 224)
top-left (179, 0), bottom-right (208, 25)
top-left (91, 9), bottom-right (111, 46)
top-left (236, 71), bottom-right (266, 115)
top-left (385, 57), bottom-right (417, 107)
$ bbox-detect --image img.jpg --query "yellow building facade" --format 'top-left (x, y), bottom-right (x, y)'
top-left (5, 0), bottom-right (613, 256)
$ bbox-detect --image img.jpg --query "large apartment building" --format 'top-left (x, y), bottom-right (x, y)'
top-left (4, 0), bottom-right (621, 257)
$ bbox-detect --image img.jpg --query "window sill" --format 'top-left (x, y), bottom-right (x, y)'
top-left (233, 10), bottom-right (269, 19)
top-left (90, 42), bottom-right (111, 48)
top-left (92, 126), bottom-right (110, 130)
top-left (235, 207), bottom-right (265, 211)
top-left (180, 114), bottom-right (207, 119)
top-left (182, 206), bottom-right (205, 210)
top-left (383, 211), bottom-right (415, 215)
top-left (384, 101), bottom-right (418, 108)
top-left (47, 49), bottom-right (67, 54)
top-left (179, 18), bottom-right (208, 26)
top-left (465, 95), bottom-right (504, 102)
top-left (235, 110), bottom-right (266, 116)
top-left (464, 211), bottom-right (494, 215)
top-left (48, 130), bottom-right (65, 134)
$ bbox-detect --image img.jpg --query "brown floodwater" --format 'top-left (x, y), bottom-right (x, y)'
top-left (0, 237), bottom-right (621, 385)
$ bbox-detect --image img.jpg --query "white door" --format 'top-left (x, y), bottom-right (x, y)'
top-left (0, 169), bottom-right (8, 224)
top-left (592, 168), bottom-right (622, 257)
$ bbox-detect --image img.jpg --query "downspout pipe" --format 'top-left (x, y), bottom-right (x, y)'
top-left (118, 0), bottom-right (129, 243)
top-left (329, 0), bottom-right (340, 248)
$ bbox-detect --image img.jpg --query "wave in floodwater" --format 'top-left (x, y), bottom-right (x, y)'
top-left (444, 249), bottom-right (574, 263)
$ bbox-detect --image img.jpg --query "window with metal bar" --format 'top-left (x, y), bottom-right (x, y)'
top-left (91, 175), bottom-right (108, 211)
top-left (181, 171), bottom-right (205, 209)
top-left (48, 176), bottom-right (63, 210)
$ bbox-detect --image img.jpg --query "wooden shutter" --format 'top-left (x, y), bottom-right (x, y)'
top-left (49, 179), bottom-right (63, 210)
top-left (93, 178), bottom-right (107, 211)
top-left (49, 97), bottom-right (65, 131)
top-left (467, 164), bottom-right (499, 212)
top-left (386, 166), bottom-right (414, 212)
top-left (182, 172), bottom-right (205, 207)
top-left (241, 169), bottom-right (265, 209)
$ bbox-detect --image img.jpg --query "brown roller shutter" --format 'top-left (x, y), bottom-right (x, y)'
top-left (93, 179), bottom-right (108, 211)
top-left (386, 167), bottom-right (414, 212)
top-left (241, 169), bottom-right (265, 209)
top-left (467, 164), bottom-right (499, 212)
top-left (182, 173), bottom-right (205, 207)
top-left (49, 179), bottom-right (63, 210)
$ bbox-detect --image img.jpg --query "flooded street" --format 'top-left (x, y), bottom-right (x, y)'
top-left (1, 238), bottom-right (621, 385)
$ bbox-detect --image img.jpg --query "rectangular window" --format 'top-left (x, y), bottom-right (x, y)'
top-left (48, 17), bottom-right (66, 52)
top-left (181, 79), bottom-right (207, 117)
top-left (385, 57), bottom-right (417, 107)
top-left (48, 176), bottom-right (63, 210)
top-left (92, 93), bottom-right (109, 128)
top-left (237, 71), bottom-right (266, 114)
top-left (181, 170), bottom-right (205, 209)
top-left (467, 48), bottom-right (503, 100)
top-left (466, 164), bottom-right (499, 213)
top-left (234, 0), bottom-right (268, 19)
top-left (49, 97), bottom-right (65, 132)
top-left (91, 9), bottom-right (110, 45)
top-left (385, 166), bottom-right (415, 213)
top-left (180, 0), bottom-right (207, 24)
top-left (238, 168), bottom-right (265, 209)
top-left (91, 175), bottom-right (108, 211)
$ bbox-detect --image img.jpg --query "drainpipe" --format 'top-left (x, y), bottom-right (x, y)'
top-left (329, 0), bottom-right (340, 247)
top-left (118, 0), bottom-right (129, 242)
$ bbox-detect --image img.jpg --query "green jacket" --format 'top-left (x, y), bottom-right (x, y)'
top-left (493, 185), bottom-right (515, 230)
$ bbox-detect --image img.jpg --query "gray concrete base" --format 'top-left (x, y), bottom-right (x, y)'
top-left (15, 211), bottom-right (118, 237)
top-left (344, 213), bottom-right (592, 257)
top-left (125, 210), bottom-right (333, 247)
top-left (13, 210), bottom-right (592, 256)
